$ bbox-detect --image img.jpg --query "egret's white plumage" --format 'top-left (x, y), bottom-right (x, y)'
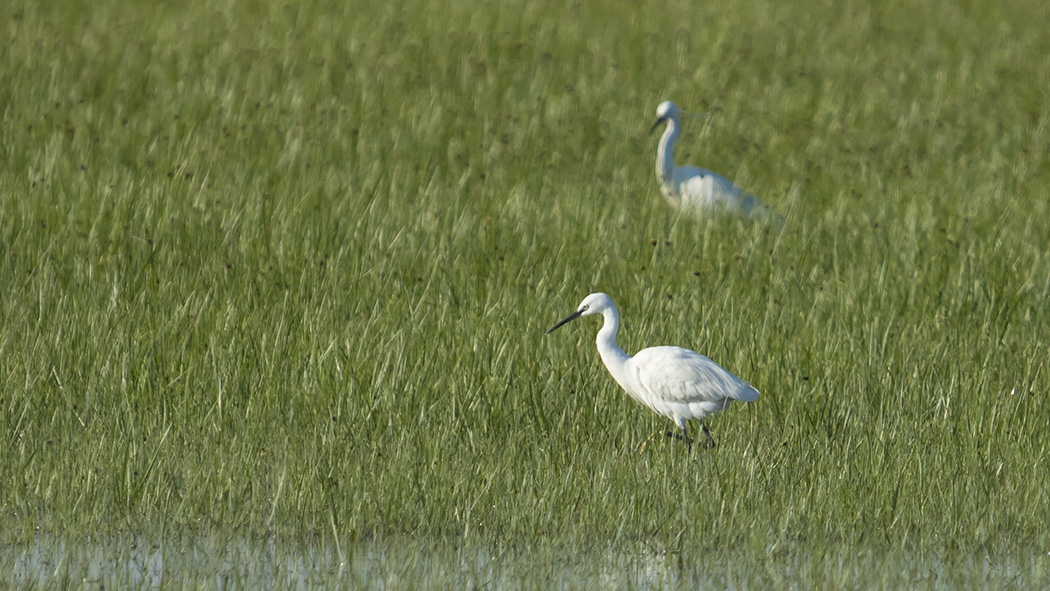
top-left (652, 100), bottom-right (778, 221)
top-left (547, 292), bottom-right (758, 451)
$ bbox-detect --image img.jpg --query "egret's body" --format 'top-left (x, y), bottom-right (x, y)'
top-left (547, 293), bottom-right (758, 451)
top-left (652, 100), bottom-right (778, 221)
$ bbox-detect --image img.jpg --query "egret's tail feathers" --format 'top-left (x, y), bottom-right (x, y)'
top-left (735, 385), bottom-right (760, 402)
top-left (742, 195), bottom-right (785, 227)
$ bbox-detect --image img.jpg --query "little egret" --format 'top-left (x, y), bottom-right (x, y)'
top-left (547, 292), bottom-right (759, 452)
top-left (651, 100), bottom-right (778, 221)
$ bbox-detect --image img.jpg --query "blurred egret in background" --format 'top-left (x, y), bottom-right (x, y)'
top-left (651, 100), bottom-right (780, 222)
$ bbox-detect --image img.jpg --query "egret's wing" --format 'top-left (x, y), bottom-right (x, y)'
top-left (698, 169), bottom-right (743, 198)
top-left (633, 346), bottom-right (759, 404)
top-left (678, 169), bottom-right (744, 209)
top-left (673, 166), bottom-right (783, 223)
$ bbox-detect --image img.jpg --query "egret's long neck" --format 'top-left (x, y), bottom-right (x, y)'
top-left (656, 117), bottom-right (680, 197)
top-left (595, 305), bottom-right (631, 384)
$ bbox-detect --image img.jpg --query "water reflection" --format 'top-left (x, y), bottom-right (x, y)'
top-left (3, 533), bottom-right (1046, 589)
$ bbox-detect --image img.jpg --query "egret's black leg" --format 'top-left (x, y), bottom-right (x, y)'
top-left (663, 425), bottom-right (693, 452)
top-left (701, 422), bottom-right (716, 448)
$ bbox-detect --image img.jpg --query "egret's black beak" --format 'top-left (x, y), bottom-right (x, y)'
top-left (649, 116), bottom-right (667, 135)
top-left (546, 309), bottom-right (583, 334)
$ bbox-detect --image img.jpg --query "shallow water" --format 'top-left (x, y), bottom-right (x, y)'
top-left (3, 533), bottom-right (1047, 589)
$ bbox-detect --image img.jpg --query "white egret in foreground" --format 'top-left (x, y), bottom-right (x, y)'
top-left (651, 100), bottom-right (779, 221)
top-left (547, 292), bottom-right (759, 452)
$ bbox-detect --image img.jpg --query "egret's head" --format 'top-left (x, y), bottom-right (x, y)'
top-left (656, 101), bottom-right (678, 119)
top-left (650, 101), bottom-right (679, 133)
top-left (546, 293), bottom-right (614, 334)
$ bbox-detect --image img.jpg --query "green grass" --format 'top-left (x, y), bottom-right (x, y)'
top-left (2, 0), bottom-right (1050, 585)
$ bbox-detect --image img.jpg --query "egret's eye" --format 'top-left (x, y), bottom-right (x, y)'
top-left (580, 305), bottom-right (589, 312)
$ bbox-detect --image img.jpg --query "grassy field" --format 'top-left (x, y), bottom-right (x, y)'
top-left (2, 0), bottom-right (1050, 585)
